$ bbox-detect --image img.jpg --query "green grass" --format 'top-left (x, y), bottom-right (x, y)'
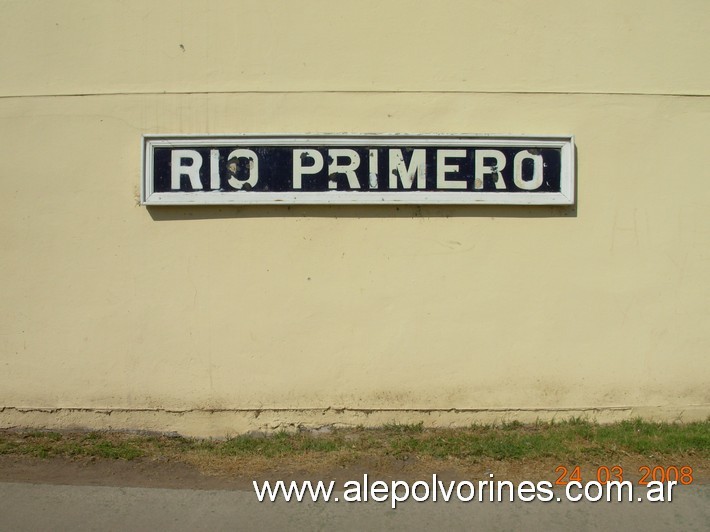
top-left (1, 419), bottom-right (707, 463)
top-left (0, 431), bottom-right (145, 460)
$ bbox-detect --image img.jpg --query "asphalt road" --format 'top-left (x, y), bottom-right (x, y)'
top-left (0, 482), bottom-right (708, 531)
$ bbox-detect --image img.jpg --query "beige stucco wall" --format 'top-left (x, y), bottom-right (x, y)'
top-left (1, 1), bottom-right (708, 436)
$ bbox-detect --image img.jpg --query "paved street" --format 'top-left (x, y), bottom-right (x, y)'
top-left (0, 482), bottom-right (708, 531)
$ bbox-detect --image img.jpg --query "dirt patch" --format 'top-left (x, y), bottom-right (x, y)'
top-left (1, 454), bottom-right (706, 491)
top-left (0, 455), bottom-right (235, 490)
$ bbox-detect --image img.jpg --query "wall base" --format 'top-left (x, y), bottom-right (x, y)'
top-left (1, 405), bottom-right (708, 438)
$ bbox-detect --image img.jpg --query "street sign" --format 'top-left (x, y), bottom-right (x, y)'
top-left (142, 135), bottom-right (574, 205)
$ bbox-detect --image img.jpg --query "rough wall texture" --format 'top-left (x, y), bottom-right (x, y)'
top-left (1, 1), bottom-right (708, 436)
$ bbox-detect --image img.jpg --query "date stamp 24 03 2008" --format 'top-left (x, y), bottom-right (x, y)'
top-left (554, 465), bottom-right (694, 486)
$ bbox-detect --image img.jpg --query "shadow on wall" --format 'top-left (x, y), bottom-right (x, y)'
top-left (146, 203), bottom-right (578, 221)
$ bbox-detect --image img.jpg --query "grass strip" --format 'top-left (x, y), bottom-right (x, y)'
top-left (0, 419), bottom-right (707, 463)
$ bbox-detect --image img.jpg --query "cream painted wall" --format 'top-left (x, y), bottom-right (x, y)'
top-left (2, 0), bottom-right (708, 96)
top-left (1, 1), bottom-right (708, 435)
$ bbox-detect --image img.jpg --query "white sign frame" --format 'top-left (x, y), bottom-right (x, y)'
top-left (141, 134), bottom-right (575, 206)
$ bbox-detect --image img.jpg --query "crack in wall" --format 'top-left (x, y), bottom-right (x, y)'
top-left (5, 404), bottom-right (710, 416)
top-left (1, 90), bottom-right (709, 100)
